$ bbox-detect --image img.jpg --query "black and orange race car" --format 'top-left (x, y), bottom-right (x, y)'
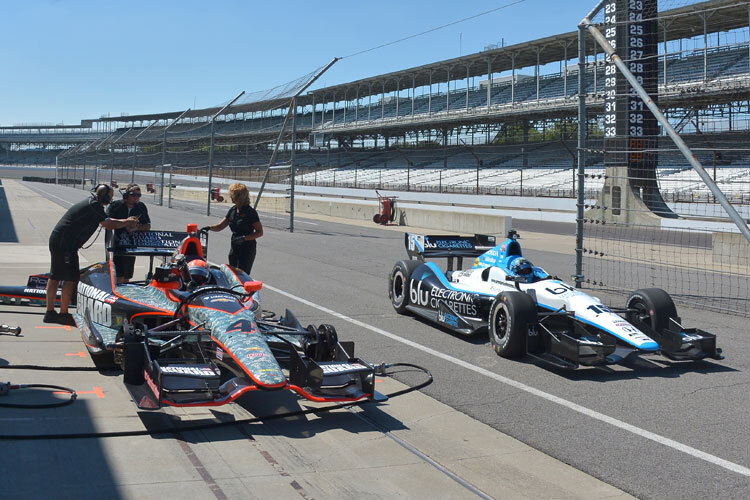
top-left (0, 224), bottom-right (385, 409)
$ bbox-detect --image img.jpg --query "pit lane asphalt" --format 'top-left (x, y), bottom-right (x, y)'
top-left (9, 179), bottom-right (750, 499)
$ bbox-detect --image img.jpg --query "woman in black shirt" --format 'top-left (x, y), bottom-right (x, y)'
top-left (202, 183), bottom-right (263, 275)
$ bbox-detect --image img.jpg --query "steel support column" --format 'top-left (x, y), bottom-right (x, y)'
top-left (563, 43), bottom-right (568, 96)
top-left (465, 65), bottom-right (470, 110)
top-left (703, 13), bottom-right (708, 81)
top-left (411, 74), bottom-right (416, 116)
top-left (575, 26), bottom-right (587, 288)
top-left (536, 48), bottom-right (540, 102)
top-left (428, 71), bottom-right (432, 115)
top-left (290, 97), bottom-right (297, 233)
top-left (446, 68), bottom-right (450, 113)
top-left (487, 57), bottom-right (492, 111)
top-left (511, 54), bottom-right (516, 104)
top-left (396, 78), bottom-right (400, 117)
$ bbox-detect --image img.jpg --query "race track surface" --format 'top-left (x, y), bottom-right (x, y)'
top-left (5, 179), bottom-right (750, 499)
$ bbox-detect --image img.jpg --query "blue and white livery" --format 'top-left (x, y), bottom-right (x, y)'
top-left (389, 230), bottom-right (723, 369)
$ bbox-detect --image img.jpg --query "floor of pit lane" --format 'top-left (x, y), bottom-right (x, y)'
top-left (6, 179), bottom-right (750, 499)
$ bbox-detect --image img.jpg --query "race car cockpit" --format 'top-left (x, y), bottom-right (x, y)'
top-left (506, 256), bottom-right (549, 284)
top-left (509, 257), bottom-right (534, 281)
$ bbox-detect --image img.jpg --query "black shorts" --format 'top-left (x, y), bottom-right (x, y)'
top-left (113, 255), bottom-right (136, 279)
top-left (49, 246), bottom-right (80, 282)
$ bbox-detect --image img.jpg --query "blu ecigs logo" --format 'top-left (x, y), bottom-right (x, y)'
top-left (410, 280), bottom-right (478, 316)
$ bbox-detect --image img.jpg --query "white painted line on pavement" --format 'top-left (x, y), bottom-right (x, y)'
top-left (264, 283), bottom-right (750, 478)
top-left (32, 185), bottom-right (74, 207)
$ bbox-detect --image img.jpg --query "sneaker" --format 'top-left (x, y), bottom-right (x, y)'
top-left (57, 312), bottom-right (76, 327)
top-left (43, 310), bottom-right (58, 323)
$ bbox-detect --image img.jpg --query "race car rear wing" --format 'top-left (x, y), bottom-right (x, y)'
top-left (404, 232), bottom-right (496, 271)
top-left (107, 230), bottom-right (192, 257)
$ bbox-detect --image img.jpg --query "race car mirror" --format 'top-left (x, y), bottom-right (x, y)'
top-left (243, 281), bottom-right (262, 293)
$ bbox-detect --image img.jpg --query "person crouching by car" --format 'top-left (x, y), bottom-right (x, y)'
top-left (45, 184), bottom-right (138, 326)
top-left (202, 183), bottom-right (263, 276)
top-left (107, 183), bottom-right (151, 283)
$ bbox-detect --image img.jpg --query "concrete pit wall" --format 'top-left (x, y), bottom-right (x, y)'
top-left (175, 188), bottom-right (512, 235)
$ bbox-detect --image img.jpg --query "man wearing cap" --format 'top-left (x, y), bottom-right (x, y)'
top-left (107, 183), bottom-right (151, 283)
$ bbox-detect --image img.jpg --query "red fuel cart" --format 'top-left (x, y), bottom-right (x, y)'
top-left (211, 187), bottom-right (225, 202)
top-left (373, 191), bottom-right (397, 225)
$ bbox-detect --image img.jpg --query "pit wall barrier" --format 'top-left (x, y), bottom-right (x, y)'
top-left (175, 187), bottom-right (512, 235)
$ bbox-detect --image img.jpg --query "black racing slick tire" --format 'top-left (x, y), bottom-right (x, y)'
top-left (626, 288), bottom-right (678, 333)
top-left (489, 291), bottom-right (537, 358)
top-left (389, 260), bottom-right (422, 314)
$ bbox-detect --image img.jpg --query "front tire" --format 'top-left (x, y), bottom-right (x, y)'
top-left (489, 291), bottom-right (537, 358)
top-left (389, 260), bottom-right (422, 314)
top-left (626, 288), bottom-right (678, 333)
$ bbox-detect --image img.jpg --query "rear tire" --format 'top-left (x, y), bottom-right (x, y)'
top-left (489, 291), bottom-right (537, 358)
top-left (389, 260), bottom-right (422, 314)
top-left (626, 288), bottom-right (678, 333)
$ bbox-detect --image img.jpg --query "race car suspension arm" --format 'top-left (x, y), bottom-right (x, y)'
top-left (536, 305), bottom-right (574, 324)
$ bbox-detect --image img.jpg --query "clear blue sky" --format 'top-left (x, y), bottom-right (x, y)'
top-left (0, 0), bottom-right (599, 125)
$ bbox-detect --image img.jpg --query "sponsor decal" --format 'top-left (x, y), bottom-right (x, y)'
top-left (424, 237), bottom-right (473, 250)
top-left (144, 369), bottom-right (159, 396)
top-left (76, 282), bottom-right (113, 326)
top-left (485, 249), bottom-right (499, 257)
top-left (23, 288), bottom-right (47, 295)
top-left (161, 365), bottom-right (220, 377)
top-left (408, 234), bottom-right (424, 252)
top-left (27, 276), bottom-right (48, 288)
top-left (205, 295), bottom-right (235, 304)
top-left (500, 244), bottom-right (507, 252)
top-left (216, 347), bottom-right (223, 360)
top-left (410, 280), bottom-right (478, 316)
top-left (682, 333), bottom-right (704, 342)
top-left (320, 362), bottom-right (367, 374)
top-left (123, 231), bottom-right (184, 249)
top-left (246, 352), bottom-right (265, 358)
top-left (438, 310), bottom-right (459, 328)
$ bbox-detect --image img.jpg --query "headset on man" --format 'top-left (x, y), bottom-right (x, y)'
top-left (90, 184), bottom-right (113, 205)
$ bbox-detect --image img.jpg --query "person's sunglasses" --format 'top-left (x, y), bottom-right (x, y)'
top-left (129, 192), bottom-right (142, 197)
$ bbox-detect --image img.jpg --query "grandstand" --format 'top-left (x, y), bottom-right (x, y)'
top-left (1, 1), bottom-right (748, 190)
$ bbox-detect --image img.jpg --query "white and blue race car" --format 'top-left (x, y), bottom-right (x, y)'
top-left (388, 230), bottom-right (723, 369)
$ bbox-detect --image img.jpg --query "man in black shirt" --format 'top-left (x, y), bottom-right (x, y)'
top-left (202, 183), bottom-right (263, 275)
top-left (45, 184), bottom-right (138, 325)
top-left (107, 184), bottom-right (151, 283)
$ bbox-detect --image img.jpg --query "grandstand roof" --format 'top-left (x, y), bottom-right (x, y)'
top-left (0, 121), bottom-right (94, 130)
top-left (311, 0), bottom-right (749, 99)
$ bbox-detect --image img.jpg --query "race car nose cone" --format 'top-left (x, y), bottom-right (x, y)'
top-left (640, 340), bottom-right (660, 351)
